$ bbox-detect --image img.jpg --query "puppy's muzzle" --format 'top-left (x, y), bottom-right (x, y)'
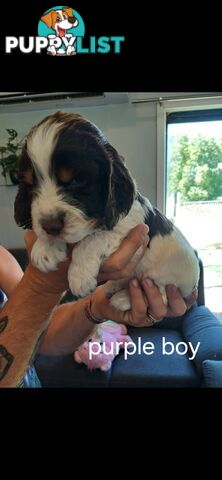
top-left (68, 16), bottom-right (77, 24)
top-left (40, 212), bottom-right (65, 236)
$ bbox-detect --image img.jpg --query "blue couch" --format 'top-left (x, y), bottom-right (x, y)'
top-left (8, 249), bottom-right (222, 388)
top-left (33, 304), bottom-right (222, 388)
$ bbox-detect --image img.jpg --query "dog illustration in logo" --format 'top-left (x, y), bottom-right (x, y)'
top-left (41, 8), bottom-right (78, 55)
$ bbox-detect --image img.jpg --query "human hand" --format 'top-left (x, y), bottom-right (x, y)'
top-left (97, 224), bottom-right (149, 282)
top-left (88, 278), bottom-right (198, 327)
top-left (24, 230), bottom-right (72, 295)
top-left (25, 224), bottom-right (149, 295)
top-left (137, 279), bottom-right (198, 325)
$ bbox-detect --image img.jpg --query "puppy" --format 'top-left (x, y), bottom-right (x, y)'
top-left (41, 8), bottom-right (78, 37)
top-left (41, 8), bottom-right (78, 55)
top-left (14, 111), bottom-right (200, 316)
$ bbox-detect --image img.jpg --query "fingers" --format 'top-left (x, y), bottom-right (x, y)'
top-left (165, 285), bottom-right (187, 317)
top-left (128, 279), bottom-right (148, 326)
top-left (142, 278), bottom-right (167, 321)
top-left (90, 284), bottom-right (125, 324)
top-left (24, 230), bottom-right (37, 257)
top-left (92, 280), bottom-right (150, 327)
top-left (95, 277), bottom-right (196, 331)
top-left (98, 224), bottom-right (149, 281)
top-left (142, 281), bottom-right (190, 319)
top-left (184, 288), bottom-right (198, 310)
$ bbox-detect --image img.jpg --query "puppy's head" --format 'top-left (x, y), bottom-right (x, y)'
top-left (14, 111), bottom-right (135, 244)
top-left (41, 8), bottom-right (78, 35)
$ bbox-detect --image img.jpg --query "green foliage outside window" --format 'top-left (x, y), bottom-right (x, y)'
top-left (169, 135), bottom-right (222, 202)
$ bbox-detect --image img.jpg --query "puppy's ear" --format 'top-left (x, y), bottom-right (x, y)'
top-left (104, 145), bottom-right (135, 229)
top-left (14, 147), bottom-right (33, 229)
top-left (63, 7), bottom-right (74, 17)
top-left (41, 10), bottom-right (55, 28)
top-left (14, 184), bottom-right (33, 229)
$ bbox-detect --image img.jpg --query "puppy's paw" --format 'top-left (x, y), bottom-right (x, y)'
top-left (31, 239), bottom-right (67, 273)
top-left (66, 46), bottom-right (75, 55)
top-left (68, 265), bottom-right (97, 297)
top-left (105, 280), bottom-right (127, 297)
top-left (110, 289), bottom-right (131, 311)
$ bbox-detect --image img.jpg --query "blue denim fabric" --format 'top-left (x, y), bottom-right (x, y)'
top-left (20, 365), bottom-right (42, 388)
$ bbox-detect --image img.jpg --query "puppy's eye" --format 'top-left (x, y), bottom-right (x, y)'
top-left (56, 16), bottom-right (60, 21)
top-left (57, 168), bottom-right (74, 184)
top-left (57, 168), bottom-right (86, 186)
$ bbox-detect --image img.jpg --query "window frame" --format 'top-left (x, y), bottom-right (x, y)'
top-left (157, 96), bottom-right (222, 212)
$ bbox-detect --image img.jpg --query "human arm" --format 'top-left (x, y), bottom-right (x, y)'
top-left (38, 275), bottom-right (197, 355)
top-left (0, 246), bottom-right (23, 297)
top-left (0, 225), bottom-right (150, 382)
top-left (0, 231), bottom-right (71, 388)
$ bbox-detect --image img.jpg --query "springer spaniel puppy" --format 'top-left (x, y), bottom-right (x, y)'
top-left (14, 111), bottom-right (200, 314)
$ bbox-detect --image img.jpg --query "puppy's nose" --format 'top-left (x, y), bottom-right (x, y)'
top-left (69, 16), bottom-right (76, 24)
top-left (41, 213), bottom-right (65, 236)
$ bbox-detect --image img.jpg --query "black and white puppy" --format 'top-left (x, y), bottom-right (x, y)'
top-left (14, 111), bottom-right (200, 314)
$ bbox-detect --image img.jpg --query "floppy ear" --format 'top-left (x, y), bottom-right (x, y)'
top-left (104, 145), bottom-right (135, 229)
top-left (41, 10), bottom-right (55, 28)
top-left (14, 184), bottom-right (33, 229)
top-left (63, 7), bottom-right (74, 17)
top-left (14, 147), bottom-right (33, 229)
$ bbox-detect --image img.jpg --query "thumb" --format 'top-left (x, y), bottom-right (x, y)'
top-left (24, 230), bottom-right (37, 257)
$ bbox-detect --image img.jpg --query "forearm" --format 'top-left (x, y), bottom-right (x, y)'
top-left (38, 297), bottom-right (95, 355)
top-left (0, 268), bottom-right (62, 387)
top-left (0, 246), bottom-right (24, 297)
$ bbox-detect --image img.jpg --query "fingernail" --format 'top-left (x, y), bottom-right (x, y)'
top-left (168, 285), bottom-right (178, 293)
top-left (143, 278), bottom-right (154, 288)
top-left (131, 278), bottom-right (139, 288)
top-left (138, 224), bottom-right (149, 239)
top-left (143, 236), bottom-right (149, 246)
top-left (142, 225), bottom-right (149, 239)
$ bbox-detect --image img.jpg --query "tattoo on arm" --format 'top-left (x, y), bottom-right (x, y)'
top-left (0, 316), bottom-right (8, 334)
top-left (0, 345), bottom-right (14, 381)
top-left (0, 315), bottom-right (42, 384)
top-left (0, 316), bottom-right (14, 382)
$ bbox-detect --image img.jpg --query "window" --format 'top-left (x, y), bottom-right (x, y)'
top-left (157, 97), bottom-right (222, 318)
top-left (165, 108), bottom-right (222, 317)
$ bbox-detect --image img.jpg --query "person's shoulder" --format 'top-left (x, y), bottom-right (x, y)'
top-left (0, 245), bottom-right (11, 261)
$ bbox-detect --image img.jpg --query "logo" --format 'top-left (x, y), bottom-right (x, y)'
top-left (38, 6), bottom-right (84, 56)
top-left (5, 6), bottom-right (125, 55)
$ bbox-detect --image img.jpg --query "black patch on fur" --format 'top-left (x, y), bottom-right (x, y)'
top-left (14, 146), bottom-right (33, 229)
top-left (136, 193), bottom-right (174, 240)
top-left (52, 128), bottom-right (112, 222)
top-left (136, 192), bottom-right (147, 208)
top-left (104, 144), bottom-right (135, 229)
top-left (51, 112), bottom-right (135, 229)
top-left (146, 208), bottom-right (174, 239)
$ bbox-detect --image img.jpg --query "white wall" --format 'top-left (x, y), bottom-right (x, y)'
top-left (0, 101), bottom-right (157, 248)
